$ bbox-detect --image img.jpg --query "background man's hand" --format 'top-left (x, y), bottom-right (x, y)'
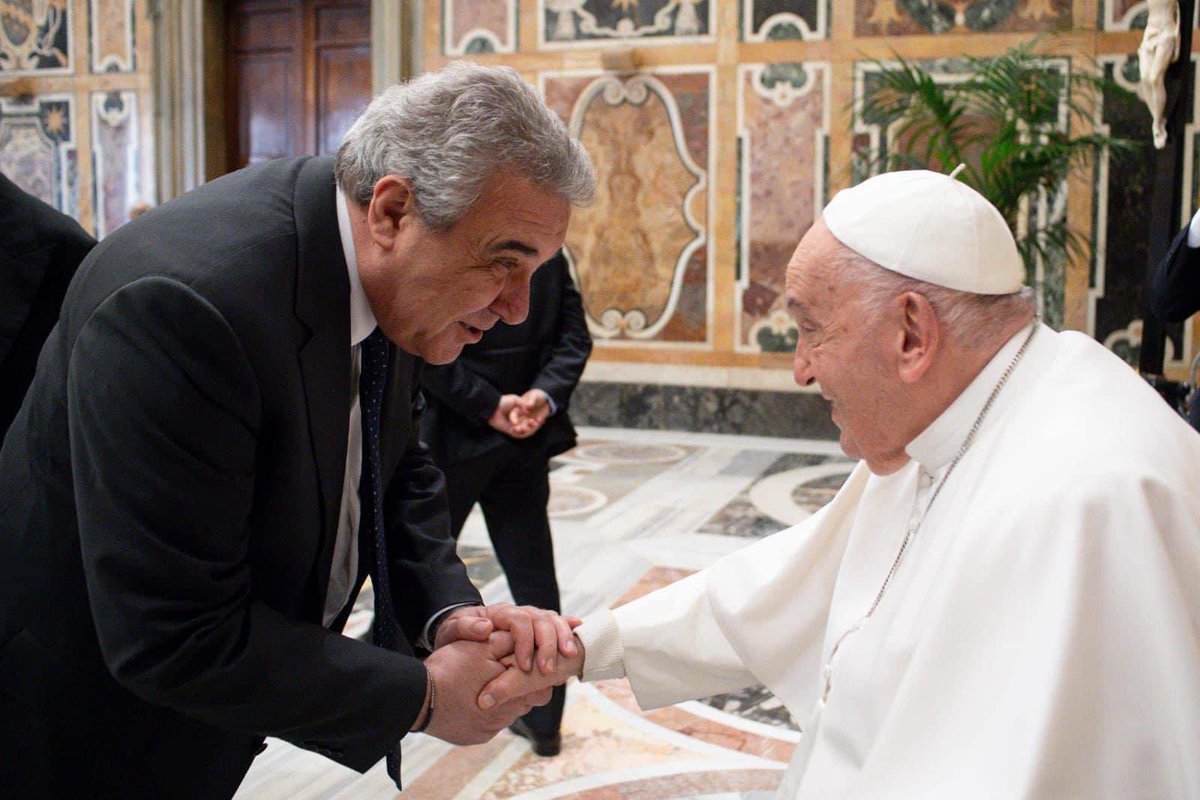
top-left (421, 634), bottom-right (553, 745)
top-left (434, 603), bottom-right (582, 676)
top-left (510, 389), bottom-right (551, 436)
top-left (488, 394), bottom-right (526, 437)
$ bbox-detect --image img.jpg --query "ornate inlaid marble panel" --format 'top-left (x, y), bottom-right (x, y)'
top-left (543, 69), bottom-right (712, 345)
top-left (854, 0), bottom-right (1070, 37)
top-left (1, 0), bottom-right (71, 73)
top-left (853, 56), bottom-right (1071, 328)
top-left (0, 93), bottom-right (77, 216)
top-left (539, 0), bottom-right (713, 48)
top-left (741, 0), bottom-right (828, 41)
top-left (91, 89), bottom-right (137, 237)
top-left (1101, 0), bottom-right (1146, 30)
top-left (442, 0), bottom-right (516, 55)
top-left (737, 62), bottom-right (829, 353)
top-left (89, 0), bottom-right (135, 71)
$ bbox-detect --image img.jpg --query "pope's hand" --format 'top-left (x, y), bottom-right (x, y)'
top-left (434, 603), bottom-right (582, 676)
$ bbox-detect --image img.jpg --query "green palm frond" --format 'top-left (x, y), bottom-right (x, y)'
top-left (858, 41), bottom-right (1138, 319)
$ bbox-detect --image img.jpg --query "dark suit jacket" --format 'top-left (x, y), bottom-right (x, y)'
top-left (1151, 226), bottom-right (1200, 323)
top-left (420, 253), bottom-right (592, 466)
top-left (0, 172), bottom-right (96, 443)
top-left (0, 157), bottom-right (480, 797)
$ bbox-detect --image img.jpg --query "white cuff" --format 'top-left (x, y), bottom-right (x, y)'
top-left (1188, 207), bottom-right (1200, 248)
top-left (576, 608), bottom-right (626, 681)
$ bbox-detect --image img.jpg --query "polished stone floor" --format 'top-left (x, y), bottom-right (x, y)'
top-left (235, 428), bottom-right (853, 799)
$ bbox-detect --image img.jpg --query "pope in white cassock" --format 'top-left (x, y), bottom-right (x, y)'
top-left (482, 169), bottom-right (1200, 798)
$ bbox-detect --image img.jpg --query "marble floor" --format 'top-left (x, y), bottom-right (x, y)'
top-left (235, 428), bottom-right (854, 800)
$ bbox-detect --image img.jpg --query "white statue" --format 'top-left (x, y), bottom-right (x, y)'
top-left (1137, 0), bottom-right (1181, 149)
top-left (547, 0), bottom-right (583, 41)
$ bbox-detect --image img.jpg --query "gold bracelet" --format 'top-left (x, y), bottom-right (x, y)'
top-left (413, 669), bottom-right (436, 733)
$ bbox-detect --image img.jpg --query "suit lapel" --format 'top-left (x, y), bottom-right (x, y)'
top-left (292, 156), bottom-right (351, 598)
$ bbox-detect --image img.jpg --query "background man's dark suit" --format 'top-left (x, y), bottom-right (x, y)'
top-left (1151, 225), bottom-right (1200, 429)
top-left (0, 172), bottom-right (96, 442)
top-left (0, 156), bottom-right (480, 798)
top-left (420, 252), bottom-right (591, 743)
top-left (1151, 225), bottom-right (1200, 323)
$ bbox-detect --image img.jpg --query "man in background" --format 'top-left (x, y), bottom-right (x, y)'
top-left (0, 171), bottom-right (95, 442)
top-left (421, 249), bottom-right (592, 756)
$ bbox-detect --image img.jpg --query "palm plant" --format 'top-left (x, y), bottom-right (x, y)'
top-left (857, 42), bottom-right (1137, 325)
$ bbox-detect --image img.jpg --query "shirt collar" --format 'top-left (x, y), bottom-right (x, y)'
top-left (905, 321), bottom-right (1037, 472)
top-left (336, 188), bottom-right (378, 347)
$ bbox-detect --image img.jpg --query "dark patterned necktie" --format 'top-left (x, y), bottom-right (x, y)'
top-left (358, 328), bottom-right (403, 787)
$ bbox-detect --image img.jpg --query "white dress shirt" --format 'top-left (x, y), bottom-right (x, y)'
top-left (322, 189), bottom-right (379, 627)
top-left (322, 190), bottom-right (470, 642)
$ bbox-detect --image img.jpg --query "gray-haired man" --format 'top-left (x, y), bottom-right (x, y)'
top-left (0, 62), bottom-right (594, 798)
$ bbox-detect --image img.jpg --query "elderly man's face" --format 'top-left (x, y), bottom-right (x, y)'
top-left (360, 171), bottom-right (570, 364)
top-left (785, 219), bottom-right (908, 473)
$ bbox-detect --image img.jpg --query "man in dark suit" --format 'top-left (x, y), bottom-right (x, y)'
top-left (421, 250), bottom-right (592, 756)
top-left (0, 171), bottom-right (96, 442)
top-left (1151, 208), bottom-right (1200, 429)
top-left (1151, 208), bottom-right (1200, 324)
top-left (0, 62), bottom-right (595, 798)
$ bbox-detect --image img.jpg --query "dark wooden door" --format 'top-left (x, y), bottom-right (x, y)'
top-left (225, 0), bottom-right (371, 170)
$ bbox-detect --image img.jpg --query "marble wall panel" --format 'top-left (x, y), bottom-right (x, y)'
top-left (89, 0), bottom-right (134, 71)
top-left (442, 0), bottom-right (516, 55)
top-left (853, 56), bottom-right (1070, 328)
top-left (544, 69), bottom-right (711, 344)
top-left (737, 62), bottom-right (829, 353)
top-left (91, 89), bottom-right (138, 238)
top-left (1101, 0), bottom-right (1146, 30)
top-left (571, 381), bottom-right (839, 439)
top-left (1099, 0), bottom-right (1199, 31)
top-left (854, 0), bottom-right (1070, 37)
top-left (539, 0), bottom-right (712, 48)
top-left (0, 0), bottom-right (71, 73)
top-left (741, 0), bottom-right (828, 41)
top-left (0, 93), bottom-right (78, 217)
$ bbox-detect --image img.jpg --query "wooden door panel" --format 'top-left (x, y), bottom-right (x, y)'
top-left (315, 44), bottom-right (371, 155)
top-left (237, 53), bottom-right (298, 163)
top-left (225, 0), bottom-right (370, 170)
top-left (315, 3), bottom-right (368, 40)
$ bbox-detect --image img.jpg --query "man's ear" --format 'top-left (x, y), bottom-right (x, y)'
top-left (897, 291), bottom-right (939, 384)
top-left (366, 175), bottom-right (416, 248)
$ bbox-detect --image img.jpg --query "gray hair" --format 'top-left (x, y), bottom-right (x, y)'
top-left (334, 61), bottom-right (595, 229)
top-left (830, 244), bottom-right (1037, 349)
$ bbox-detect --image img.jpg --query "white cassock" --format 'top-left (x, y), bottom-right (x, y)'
top-left (577, 322), bottom-right (1200, 799)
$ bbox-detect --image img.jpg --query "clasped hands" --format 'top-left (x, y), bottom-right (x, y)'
top-left (487, 389), bottom-right (551, 439)
top-left (417, 603), bottom-right (583, 745)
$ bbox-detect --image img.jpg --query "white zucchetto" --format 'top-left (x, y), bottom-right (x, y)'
top-left (821, 169), bottom-right (1025, 295)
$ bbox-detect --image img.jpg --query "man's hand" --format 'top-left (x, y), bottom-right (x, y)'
top-left (420, 634), bottom-right (554, 745)
top-left (434, 603), bottom-right (582, 676)
top-left (488, 394), bottom-right (525, 437)
top-left (512, 389), bottom-right (551, 434)
top-left (477, 634), bottom-right (585, 712)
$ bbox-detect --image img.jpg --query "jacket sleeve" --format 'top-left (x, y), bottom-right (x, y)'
top-left (532, 257), bottom-right (592, 412)
top-left (68, 277), bottom-right (424, 772)
top-left (383, 365), bottom-right (483, 645)
top-left (420, 358), bottom-right (501, 426)
top-left (1150, 226), bottom-right (1200, 323)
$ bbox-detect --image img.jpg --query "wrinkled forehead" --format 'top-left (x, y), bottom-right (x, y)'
top-left (785, 221), bottom-right (846, 311)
